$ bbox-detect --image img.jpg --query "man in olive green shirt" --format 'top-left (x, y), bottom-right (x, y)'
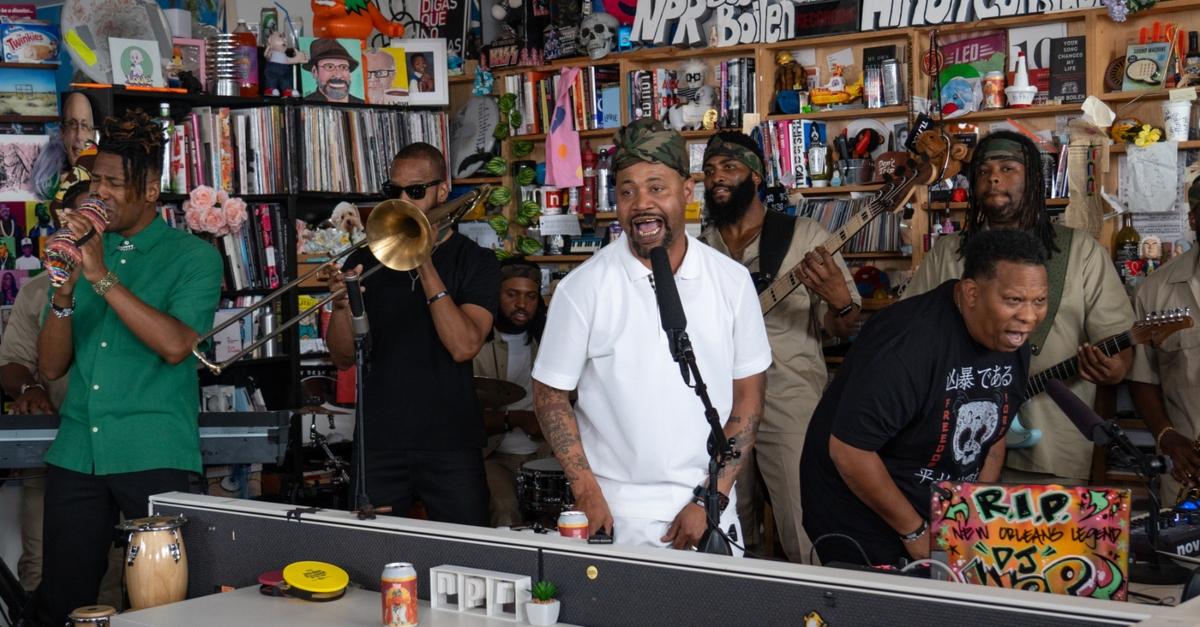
top-left (904, 131), bottom-right (1133, 484)
top-left (699, 132), bottom-right (860, 562)
top-left (28, 111), bottom-right (222, 627)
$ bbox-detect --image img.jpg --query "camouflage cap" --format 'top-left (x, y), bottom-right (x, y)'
top-left (978, 138), bottom-right (1026, 164)
top-left (703, 134), bottom-right (765, 181)
top-left (612, 118), bottom-right (689, 179)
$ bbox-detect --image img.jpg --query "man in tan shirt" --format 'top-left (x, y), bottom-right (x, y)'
top-left (1128, 181), bottom-right (1200, 502)
top-left (699, 131), bottom-right (860, 562)
top-left (905, 131), bottom-right (1134, 484)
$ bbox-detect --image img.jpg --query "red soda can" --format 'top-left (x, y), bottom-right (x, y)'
top-left (381, 562), bottom-right (418, 626)
top-left (558, 510), bottom-right (588, 539)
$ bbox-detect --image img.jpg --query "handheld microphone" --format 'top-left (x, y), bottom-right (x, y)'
top-left (343, 274), bottom-right (369, 337)
top-left (1045, 379), bottom-right (1171, 476)
top-left (649, 246), bottom-right (686, 362)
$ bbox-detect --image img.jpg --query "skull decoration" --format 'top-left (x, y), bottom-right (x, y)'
top-left (952, 399), bottom-right (999, 466)
top-left (491, 0), bottom-right (523, 22)
top-left (676, 59), bottom-right (707, 104)
top-left (579, 12), bottom-right (619, 60)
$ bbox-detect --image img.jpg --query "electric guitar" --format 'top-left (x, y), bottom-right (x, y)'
top-left (1006, 308), bottom-right (1194, 448)
top-left (757, 132), bottom-right (968, 315)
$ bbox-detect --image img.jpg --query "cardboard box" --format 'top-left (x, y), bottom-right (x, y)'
top-left (1, 22), bottom-right (58, 64)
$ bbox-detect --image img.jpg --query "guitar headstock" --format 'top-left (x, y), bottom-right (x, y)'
top-left (1131, 307), bottom-right (1195, 346)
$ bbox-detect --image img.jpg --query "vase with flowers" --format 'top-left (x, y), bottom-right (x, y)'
top-left (183, 185), bottom-right (249, 237)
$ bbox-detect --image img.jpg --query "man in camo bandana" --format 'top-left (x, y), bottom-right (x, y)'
top-left (531, 117), bottom-right (771, 554)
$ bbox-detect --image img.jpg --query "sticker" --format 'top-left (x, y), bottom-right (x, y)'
top-left (585, 565), bottom-right (598, 580)
top-left (65, 28), bottom-right (96, 67)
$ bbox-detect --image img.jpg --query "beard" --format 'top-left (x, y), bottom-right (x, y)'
top-left (495, 309), bottom-right (530, 335)
top-left (705, 177), bottom-right (758, 227)
top-left (322, 80), bottom-right (350, 100)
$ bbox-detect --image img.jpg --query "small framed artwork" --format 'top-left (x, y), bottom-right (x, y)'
top-left (364, 47), bottom-right (409, 105)
top-left (109, 37), bottom-right (164, 88)
top-left (402, 39), bottom-right (449, 106)
top-left (299, 37), bottom-right (366, 104)
top-left (172, 37), bottom-right (206, 90)
top-left (0, 136), bottom-right (49, 201)
top-left (0, 68), bottom-right (57, 117)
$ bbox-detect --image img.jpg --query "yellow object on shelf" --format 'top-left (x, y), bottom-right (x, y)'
top-left (282, 561), bottom-right (349, 601)
top-left (810, 78), bottom-right (864, 106)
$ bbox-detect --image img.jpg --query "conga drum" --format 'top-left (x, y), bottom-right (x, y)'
top-left (119, 515), bottom-right (188, 609)
top-left (67, 604), bottom-right (116, 626)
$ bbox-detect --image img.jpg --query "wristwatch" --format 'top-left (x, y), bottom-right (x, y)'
top-left (834, 302), bottom-right (856, 318)
top-left (19, 382), bottom-right (45, 396)
top-left (899, 519), bottom-right (929, 542)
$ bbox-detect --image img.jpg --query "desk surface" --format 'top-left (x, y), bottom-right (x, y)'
top-left (111, 587), bottom-right (577, 627)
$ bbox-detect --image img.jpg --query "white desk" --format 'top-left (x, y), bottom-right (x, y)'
top-left (112, 587), bottom-right (576, 627)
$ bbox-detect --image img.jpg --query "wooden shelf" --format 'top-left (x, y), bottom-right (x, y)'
top-left (0, 115), bottom-right (56, 123)
top-left (527, 254), bottom-right (591, 263)
top-left (925, 197), bottom-right (1069, 210)
top-left (842, 251), bottom-right (909, 260)
top-left (1097, 88), bottom-right (1197, 104)
top-left (952, 103), bottom-right (1082, 122)
top-left (0, 62), bottom-right (59, 70)
top-left (767, 104), bottom-right (908, 122)
top-left (1111, 140), bottom-right (1200, 153)
top-left (512, 128), bottom-right (616, 142)
top-left (452, 176), bottom-right (502, 185)
top-left (796, 183), bottom-right (882, 193)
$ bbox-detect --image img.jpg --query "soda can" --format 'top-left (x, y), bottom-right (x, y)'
top-left (983, 71), bottom-right (1005, 110)
top-left (381, 562), bottom-right (418, 627)
top-left (558, 510), bottom-right (588, 539)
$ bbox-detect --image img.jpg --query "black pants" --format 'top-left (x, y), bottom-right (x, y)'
top-left (362, 449), bottom-right (489, 526)
top-left (27, 464), bottom-right (195, 627)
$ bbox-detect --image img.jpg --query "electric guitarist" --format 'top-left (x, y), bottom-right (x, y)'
top-left (699, 131), bottom-right (859, 564)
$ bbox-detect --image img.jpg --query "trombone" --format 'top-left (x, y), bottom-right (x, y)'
top-left (192, 185), bottom-right (492, 374)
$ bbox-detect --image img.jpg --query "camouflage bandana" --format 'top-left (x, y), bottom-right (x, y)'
top-left (703, 135), bottom-right (765, 180)
top-left (979, 138), bottom-right (1026, 164)
top-left (500, 259), bottom-right (541, 284)
top-left (612, 118), bottom-right (689, 179)
top-left (1189, 177), bottom-right (1200, 210)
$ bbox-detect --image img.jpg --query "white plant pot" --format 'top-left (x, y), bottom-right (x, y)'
top-left (525, 599), bottom-right (561, 626)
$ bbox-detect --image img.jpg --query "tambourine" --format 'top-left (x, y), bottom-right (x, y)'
top-left (280, 560), bottom-right (349, 602)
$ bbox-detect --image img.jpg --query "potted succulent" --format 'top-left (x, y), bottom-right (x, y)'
top-left (525, 580), bottom-right (560, 626)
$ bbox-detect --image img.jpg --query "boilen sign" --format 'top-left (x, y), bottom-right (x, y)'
top-left (631, 0), bottom-right (796, 46)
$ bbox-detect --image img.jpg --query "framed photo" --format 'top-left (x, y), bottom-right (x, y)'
top-left (0, 136), bottom-right (49, 201)
top-left (109, 37), bottom-right (164, 88)
top-left (299, 37), bottom-right (366, 104)
top-left (0, 68), bottom-right (57, 117)
top-left (401, 39), bottom-right (449, 106)
top-left (364, 47), bottom-right (409, 105)
top-left (172, 37), bottom-right (206, 91)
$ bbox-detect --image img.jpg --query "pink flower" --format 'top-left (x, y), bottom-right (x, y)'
top-left (184, 201), bottom-right (204, 232)
top-left (202, 205), bottom-right (227, 235)
top-left (189, 185), bottom-right (216, 210)
top-left (224, 197), bottom-right (248, 232)
top-left (216, 189), bottom-right (229, 206)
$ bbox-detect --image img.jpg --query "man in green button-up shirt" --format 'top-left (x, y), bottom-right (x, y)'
top-left (28, 110), bottom-right (222, 627)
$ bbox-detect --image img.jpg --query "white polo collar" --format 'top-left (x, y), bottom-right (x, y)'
top-left (615, 233), bottom-right (703, 283)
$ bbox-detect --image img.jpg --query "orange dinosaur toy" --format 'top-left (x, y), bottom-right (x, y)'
top-left (312, 0), bottom-right (405, 40)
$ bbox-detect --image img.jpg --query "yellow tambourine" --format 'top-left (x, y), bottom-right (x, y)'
top-left (281, 560), bottom-right (349, 602)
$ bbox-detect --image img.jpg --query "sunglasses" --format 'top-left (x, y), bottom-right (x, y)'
top-left (382, 179), bottom-right (442, 200)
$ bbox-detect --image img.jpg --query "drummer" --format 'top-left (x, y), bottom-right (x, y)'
top-left (474, 258), bottom-right (552, 527)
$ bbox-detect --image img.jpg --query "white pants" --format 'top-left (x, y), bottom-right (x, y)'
top-left (612, 507), bottom-right (744, 557)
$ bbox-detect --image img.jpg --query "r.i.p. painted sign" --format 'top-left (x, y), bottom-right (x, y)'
top-left (931, 482), bottom-right (1131, 601)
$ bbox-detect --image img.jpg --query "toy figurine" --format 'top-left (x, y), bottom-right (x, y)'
top-left (774, 51), bottom-right (803, 93)
top-left (668, 60), bottom-right (716, 131)
top-left (312, 0), bottom-right (405, 40)
top-left (263, 30), bottom-right (308, 97)
top-left (165, 51), bottom-right (184, 88)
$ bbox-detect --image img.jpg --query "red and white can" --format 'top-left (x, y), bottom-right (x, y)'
top-left (381, 562), bottom-right (418, 627)
top-left (557, 510), bottom-right (588, 539)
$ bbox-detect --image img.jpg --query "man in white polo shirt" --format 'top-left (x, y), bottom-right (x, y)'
top-left (532, 118), bottom-right (771, 553)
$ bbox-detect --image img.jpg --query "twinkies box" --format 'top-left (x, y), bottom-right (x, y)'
top-left (1, 23), bottom-right (59, 64)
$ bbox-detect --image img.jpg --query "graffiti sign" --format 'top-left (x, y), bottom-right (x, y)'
top-left (859, 0), bottom-right (1104, 31)
top-left (931, 481), bottom-right (1131, 601)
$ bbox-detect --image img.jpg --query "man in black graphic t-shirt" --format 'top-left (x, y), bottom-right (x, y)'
top-left (801, 229), bottom-right (1048, 567)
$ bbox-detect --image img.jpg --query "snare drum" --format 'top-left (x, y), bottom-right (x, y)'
top-left (68, 605), bottom-right (116, 626)
top-left (119, 515), bottom-right (188, 610)
top-left (516, 457), bottom-right (574, 518)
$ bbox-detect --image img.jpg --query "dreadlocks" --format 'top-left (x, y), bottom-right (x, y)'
top-left (958, 130), bottom-right (1059, 259)
top-left (98, 109), bottom-right (163, 201)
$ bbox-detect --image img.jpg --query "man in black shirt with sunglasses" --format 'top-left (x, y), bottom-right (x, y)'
top-left (325, 142), bottom-right (501, 525)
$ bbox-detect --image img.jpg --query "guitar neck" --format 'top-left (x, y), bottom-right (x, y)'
top-left (758, 184), bottom-right (919, 314)
top-left (1024, 331), bottom-right (1132, 397)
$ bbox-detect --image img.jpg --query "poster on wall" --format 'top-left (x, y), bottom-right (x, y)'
top-left (0, 136), bottom-right (48, 201)
top-left (299, 37), bottom-right (366, 104)
top-left (417, 0), bottom-right (473, 65)
top-left (932, 481), bottom-right (1131, 601)
top-left (860, 0), bottom-right (1103, 31)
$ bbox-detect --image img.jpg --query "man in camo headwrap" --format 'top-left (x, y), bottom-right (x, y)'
top-left (531, 117), bottom-right (771, 554)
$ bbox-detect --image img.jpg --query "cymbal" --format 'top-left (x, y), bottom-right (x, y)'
top-left (474, 376), bottom-right (525, 408)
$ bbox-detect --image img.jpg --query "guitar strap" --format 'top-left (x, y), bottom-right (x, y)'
top-left (758, 209), bottom-right (797, 286)
top-left (1029, 225), bottom-right (1074, 356)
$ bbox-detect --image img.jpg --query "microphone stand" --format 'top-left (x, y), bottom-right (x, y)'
top-left (1100, 420), bottom-right (1191, 585)
top-left (349, 306), bottom-right (379, 520)
top-left (668, 329), bottom-right (736, 556)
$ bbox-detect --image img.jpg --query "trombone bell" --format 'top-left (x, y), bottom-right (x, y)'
top-left (191, 185), bottom-right (491, 374)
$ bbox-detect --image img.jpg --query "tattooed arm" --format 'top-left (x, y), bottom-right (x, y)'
top-left (533, 379), bottom-right (613, 536)
top-left (662, 372), bottom-right (765, 549)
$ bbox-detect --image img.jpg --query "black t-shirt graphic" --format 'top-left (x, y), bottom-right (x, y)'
top-left (343, 232), bottom-right (501, 450)
top-left (801, 280), bottom-right (1030, 565)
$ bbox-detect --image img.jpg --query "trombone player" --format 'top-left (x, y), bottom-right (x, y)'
top-left (324, 143), bottom-right (501, 526)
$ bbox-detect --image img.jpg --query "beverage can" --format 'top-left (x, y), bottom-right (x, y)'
top-left (558, 510), bottom-right (588, 539)
top-left (381, 562), bottom-right (418, 627)
top-left (983, 71), bottom-right (1005, 109)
